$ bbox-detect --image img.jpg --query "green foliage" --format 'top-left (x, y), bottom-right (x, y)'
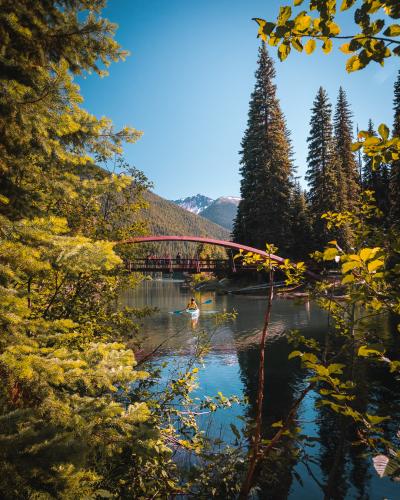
top-left (142, 191), bottom-right (230, 256)
top-left (306, 87), bottom-right (344, 247)
top-left (232, 43), bottom-right (298, 257)
top-left (0, 1), bottom-right (242, 497)
top-left (254, 0), bottom-right (400, 72)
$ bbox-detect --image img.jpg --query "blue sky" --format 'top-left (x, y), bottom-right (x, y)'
top-left (78, 0), bottom-right (399, 200)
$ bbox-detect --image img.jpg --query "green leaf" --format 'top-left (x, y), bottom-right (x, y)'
top-left (364, 136), bottom-right (381, 146)
top-left (302, 352), bottom-right (318, 364)
top-left (322, 38), bottom-right (333, 53)
top-left (367, 259), bottom-right (384, 272)
top-left (327, 22), bottom-right (340, 36)
top-left (304, 39), bottom-right (316, 54)
top-left (358, 345), bottom-right (383, 357)
top-left (378, 123), bottom-right (390, 140)
top-left (341, 274), bottom-right (355, 285)
top-left (327, 363), bottom-right (345, 375)
top-left (383, 24), bottom-right (400, 37)
top-left (323, 247), bottom-right (338, 261)
top-left (272, 420), bottom-right (284, 428)
top-left (294, 12), bottom-right (311, 31)
top-left (350, 141), bottom-right (363, 151)
top-left (360, 248), bottom-right (373, 261)
top-left (342, 260), bottom-right (359, 273)
top-left (278, 42), bottom-right (291, 61)
top-left (278, 6), bottom-right (292, 25)
top-left (346, 55), bottom-right (362, 72)
top-left (230, 423), bottom-right (241, 440)
top-left (340, 42), bottom-right (353, 54)
top-left (340, 0), bottom-right (356, 11)
top-left (288, 350), bottom-right (302, 360)
top-left (291, 37), bottom-right (304, 52)
top-left (366, 414), bottom-right (390, 425)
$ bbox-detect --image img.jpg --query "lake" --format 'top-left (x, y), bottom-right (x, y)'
top-left (123, 279), bottom-right (399, 499)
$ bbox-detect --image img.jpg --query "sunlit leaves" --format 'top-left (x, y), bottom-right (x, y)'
top-left (304, 38), bottom-right (317, 53)
top-left (278, 41), bottom-right (291, 60)
top-left (383, 24), bottom-right (400, 37)
top-left (378, 123), bottom-right (389, 140)
top-left (254, 0), bottom-right (400, 70)
top-left (322, 38), bottom-right (333, 53)
top-left (294, 12), bottom-right (312, 31)
top-left (278, 5), bottom-right (292, 25)
top-left (340, 0), bottom-right (357, 10)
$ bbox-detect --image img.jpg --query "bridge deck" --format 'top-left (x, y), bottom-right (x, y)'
top-left (126, 258), bottom-right (255, 273)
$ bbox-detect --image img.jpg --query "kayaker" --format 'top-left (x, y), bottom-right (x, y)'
top-left (186, 297), bottom-right (198, 310)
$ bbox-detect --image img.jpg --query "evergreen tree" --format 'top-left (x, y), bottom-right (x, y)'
top-left (362, 120), bottom-right (390, 223)
top-left (288, 181), bottom-right (313, 260)
top-left (390, 71), bottom-right (400, 228)
top-left (0, 2), bottom-right (200, 497)
top-left (233, 43), bottom-right (294, 255)
top-left (334, 87), bottom-right (360, 210)
top-left (306, 87), bottom-right (342, 247)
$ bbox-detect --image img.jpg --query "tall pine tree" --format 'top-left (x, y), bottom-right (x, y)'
top-left (288, 180), bottom-right (313, 259)
top-left (362, 119), bottom-right (390, 223)
top-left (233, 43), bottom-right (294, 254)
top-left (334, 87), bottom-right (359, 211)
top-left (306, 87), bottom-right (342, 248)
top-left (390, 71), bottom-right (400, 228)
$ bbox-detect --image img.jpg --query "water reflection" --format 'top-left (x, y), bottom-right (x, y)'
top-left (122, 279), bottom-right (400, 499)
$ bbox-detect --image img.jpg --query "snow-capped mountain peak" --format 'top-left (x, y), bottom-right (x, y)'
top-left (172, 194), bottom-right (213, 214)
top-left (172, 194), bottom-right (241, 230)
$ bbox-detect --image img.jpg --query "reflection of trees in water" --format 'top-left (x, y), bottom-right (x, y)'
top-left (235, 306), bottom-right (400, 498)
top-left (317, 315), bottom-right (400, 500)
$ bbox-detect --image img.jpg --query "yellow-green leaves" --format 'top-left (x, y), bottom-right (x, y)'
top-left (304, 38), bottom-right (316, 54)
top-left (323, 246), bottom-right (339, 261)
top-left (383, 24), bottom-right (400, 37)
top-left (278, 42), bottom-right (291, 60)
top-left (358, 345), bottom-right (384, 357)
top-left (294, 12), bottom-right (311, 31)
top-left (277, 5), bottom-right (292, 25)
top-left (254, 0), bottom-right (400, 71)
top-left (322, 38), bottom-right (333, 53)
top-left (352, 124), bottom-right (400, 168)
top-left (346, 54), bottom-right (362, 72)
top-left (340, 0), bottom-right (356, 11)
top-left (291, 37), bottom-right (304, 51)
top-left (378, 123), bottom-right (389, 141)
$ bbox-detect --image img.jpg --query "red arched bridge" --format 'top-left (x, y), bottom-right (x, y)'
top-left (117, 236), bottom-right (318, 278)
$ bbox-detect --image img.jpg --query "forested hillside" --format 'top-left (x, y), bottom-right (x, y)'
top-left (142, 191), bottom-right (230, 255)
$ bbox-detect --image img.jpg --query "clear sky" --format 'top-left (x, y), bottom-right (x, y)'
top-left (78, 0), bottom-right (399, 200)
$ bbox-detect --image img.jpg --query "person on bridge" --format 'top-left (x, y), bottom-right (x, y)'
top-left (176, 252), bottom-right (181, 264)
top-left (186, 297), bottom-right (198, 310)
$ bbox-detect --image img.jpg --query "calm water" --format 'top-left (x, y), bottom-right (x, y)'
top-left (123, 279), bottom-right (399, 499)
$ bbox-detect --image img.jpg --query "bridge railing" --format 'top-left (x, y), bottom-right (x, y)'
top-left (125, 258), bottom-right (256, 273)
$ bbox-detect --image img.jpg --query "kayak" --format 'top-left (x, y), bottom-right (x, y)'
top-left (185, 308), bottom-right (200, 318)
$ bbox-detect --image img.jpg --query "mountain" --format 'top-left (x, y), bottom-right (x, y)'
top-left (142, 191), bottom-right (230, 256)
top-left (173, 194), bottom-right (240, 231)
top-left (200, 196), bottom-right (240, 230)
top-left (172, 194), bottom-right (213, 214)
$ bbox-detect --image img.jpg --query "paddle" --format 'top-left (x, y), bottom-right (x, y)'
top-left (173, 299), bottom-right (212, 314)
